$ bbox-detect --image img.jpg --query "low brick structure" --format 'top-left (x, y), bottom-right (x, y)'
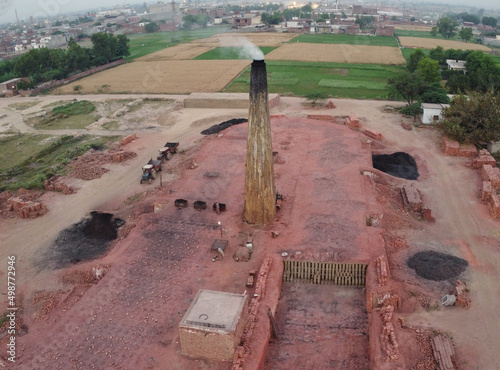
top-left (432, 335), bottom-right (456, 370)
top-left (490, 194), bottom-right (500, 218)
top-left (375, 255), bottom-right (389, 286)
top-left (120, 134), bottom-right (137, 146)
top-left (454, 280), bottom-right (470, 309)
top-left (473, 149), bottom-right (496, 169)
top-left (482, 181), bottom-right (492, 204)
top-left (364, 129), bottom-right (383, 140)
top-left (179, 290), bottom-right (248, 362)
top-left (380, 305), bottom-right (399, 362)
top-left (44, 176), bottom-right (76, 195)
top-left (346, 115), bottom-right (361, 129)
top-left (441, 137), bottom-right (477, 157)
top-left (7, 197), bottom-right (47, 218)
top-left (401, 184), bottom-right (422, 212)
top-left (481, 164), bottom-right (500, 189)
top-left (306, 114), bottom-right (335, 123)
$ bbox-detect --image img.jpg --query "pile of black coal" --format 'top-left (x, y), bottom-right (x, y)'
top-left (372, 152), bottom-right (419, 180)
top-left (46, 211), bottom-right (121, 268)
top-left (201, 118), bottom-right (247, 135)
top-left (407, 251), bottom-right (468, 281)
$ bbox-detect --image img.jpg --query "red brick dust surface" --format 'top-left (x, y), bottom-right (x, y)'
top-left (14, 116), bottom-right (385, 369)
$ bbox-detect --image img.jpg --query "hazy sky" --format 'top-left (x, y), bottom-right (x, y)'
top-left (0, 0), bottom-right (499, 25)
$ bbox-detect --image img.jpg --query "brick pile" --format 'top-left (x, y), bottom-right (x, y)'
top-left (441, 137), bottom-right (478, 157)
top-left (376, 255), bottom-right (389, 286)
top-left (454, 280), bottom-right (470, 309)
top-left (7, 197), bottom-right (47, 218)
top-left (431, 335), bottom-right (456, 370)
top-left (346, 115), bottom-right (361, 129)
top-left (401, 122), bottom-right (412, 131)
top-left (482, 181), bottom-right (492, 204)
top-left (380, 305), bottom-right (399, 362)
top-left (473, 149), bottom-right (496, 169)
top-left (364, 128), bottom-right (383, 140)
top-left (232, 258), bottom-right (273, 370)
top-left (306, 114), bottom-right (336, 123)
top-left (69, 150), bottom-right (137, 180)
top-left (327, 100), bottom-right (336, 109)
top-left (44, 176), bottom-right (76, 195)
top-left (120, 133), bottom-right (137, 146)
top-left (481, 164), bottom-right (500, 188)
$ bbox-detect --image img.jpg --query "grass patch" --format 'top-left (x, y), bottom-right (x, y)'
top-left (102, 120), bottom-right (119, 130)
top-left (127, 27), bottom-right (230, 61)
top-left (42, 100), bottom-right (76, 109)
top-left (193, 46), bottom-right (276, 60)
top-left (295, 33), bottom-right (399, 47)
top-left (0, 134), bottom-right (121, 191)
top-left (30, 101), bottom-right (97, 130)
top-left (8, 101), bottom-right (40, 110)
top-left (224, 60), bottom-right (405, 99)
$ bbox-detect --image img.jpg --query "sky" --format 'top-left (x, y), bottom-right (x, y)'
top-left (0, 0), bottom-right (499, 25)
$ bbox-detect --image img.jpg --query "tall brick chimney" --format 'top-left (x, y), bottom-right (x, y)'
top-left (243, 60), bottom-right (276, 224)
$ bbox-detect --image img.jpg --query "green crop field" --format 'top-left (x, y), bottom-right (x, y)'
top-left (401, 48), bottom-right (430, 62)
top-left (193, 47), bottom-right (276, 60)
top-left (224, 61), bottom-right (405, 100)
top-left (295, 33), bottom-right (399, 47)
top-left (127, 27), bottom-right (229, 61)
top-left (395, 29), bottom-right (480, 43)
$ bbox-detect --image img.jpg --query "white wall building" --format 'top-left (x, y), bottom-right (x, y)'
top-left (421, 103), bottom-right (450, 124)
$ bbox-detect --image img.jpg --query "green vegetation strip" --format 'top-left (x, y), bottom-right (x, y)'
top-left (224, 61), bottom-right (404, 100)
top-left (0, 134), bottom-right (121, 191)
top-left (30, 100), bottom-right (97, 130)
top-left (295, 33), bottom-right (399, 47)
top-left (127, 27), bottom-right (229, 61)
top-left (193, 46), bottom-right (276, 60)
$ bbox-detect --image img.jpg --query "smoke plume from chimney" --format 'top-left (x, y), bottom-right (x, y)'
top-left (218, 37), bottom-right (264, 60)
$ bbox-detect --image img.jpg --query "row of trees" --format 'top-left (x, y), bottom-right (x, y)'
top-left (0, 33), bottom-right (130, 87)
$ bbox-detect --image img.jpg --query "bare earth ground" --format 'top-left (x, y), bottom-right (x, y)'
top-left (398, 36), bottom-right (491, 51)
top-left (54, 60), bottom-right (252, 94)
top-left (0, 95), bottom-right (500, 369)
top-left (266, 43), bottom-right (406, 65)
top-left (394, 25), bottom-right (434, 32)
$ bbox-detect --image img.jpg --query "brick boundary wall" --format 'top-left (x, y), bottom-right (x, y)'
top-left (26, 59), bottom-right (126, 95)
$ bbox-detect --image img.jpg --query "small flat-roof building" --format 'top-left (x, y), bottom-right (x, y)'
top-left (421, 103), bottom-right (450, 124)
top-left (446, 59), bottom-right (467, 73)
top-left (179, 290), bottom-right (248, 362)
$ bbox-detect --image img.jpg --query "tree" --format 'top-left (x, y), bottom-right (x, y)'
top-left (305, 91), bottom-right (329, 106)
top-left (459, 27), bottom-right (473, 42)
top-left (482, 16), bottom-right (497, 28)
top-left (437, 17), bottom-right (458, 40)
top-left (410, 17), bottom-right (416, 22)
top-left (429, 46), bottom-right (445, 64)
top-left (417, 57), bottom-right (441, 84)
top-left (460, 13), bottom-right (480, 24)
top-left (420, 83), bottom-right (450, 104)
top-left (407, 48), bottom-right (425, 72)
top-left (439, 89), bottom-right (500, 144)
top-left (400, 102), bottom-right (423, 122)
top-left (91, 33), bottom-right (116, 64)
top-left (145, 21), bottom-right (160, 33)
top-left (387, 72), bottom-right (427, 105)
top-left (116, 34), bottom-right (130, 58)
top-left (430, 26), bottom-right (438, 37)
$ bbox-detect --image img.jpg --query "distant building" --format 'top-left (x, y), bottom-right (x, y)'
top-left (375, 25), bottom-right (394, 36)
top-left (421, 103), bottom-right (450, 124)
top-left (149, 1), bottom-right (179, 14)
top-left (0, 78), bottom-right (29, 95)
top-left (446, 59), bottom-right (467, 74)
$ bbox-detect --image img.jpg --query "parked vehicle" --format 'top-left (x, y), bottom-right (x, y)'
top-left (157, 142), bottom-right (179, 161)
top-left (140, 164), bottom-right (156, 184)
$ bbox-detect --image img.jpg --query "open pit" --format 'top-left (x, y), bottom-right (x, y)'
top-left (372, 152), bottom-right (419, 180)
top-left (43, 211), bottom-right (121, 268)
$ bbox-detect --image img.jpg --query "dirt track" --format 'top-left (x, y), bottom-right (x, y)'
top-left (2, 94), bottom-right (500, 368)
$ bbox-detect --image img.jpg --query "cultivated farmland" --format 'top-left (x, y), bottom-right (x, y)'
top-left (399, 37), bottom-right (491, 51)
top-left (55, 60), bottom-right (251, 94)
top-left (265, 43), bottom-right (406, 65)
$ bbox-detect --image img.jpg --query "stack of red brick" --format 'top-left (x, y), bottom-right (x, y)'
top-left (346, 114), bottom-right (361, 129)
top-left (120, 133), bottom-right (137, 146)
top-left (306, 114), bottom-right (336, 122)
top-left (364, 128), bottom-right (383, 140)
top-left (432, 335), bottom-right (456, 370)
top-left (480, 161), bottom-right (500, 217)
top-left (44, 176), bottom-right (76, 195)
top-left (376, 255), bottom-right (389, 287)
top-left (441, 137), bottom-right (477, 157)
top-left (454, 280), bottom-right (470, 309)
top-left (380, 305), bottom-right (399, 362)
top-left (7, 197), bottom-right (47, 218)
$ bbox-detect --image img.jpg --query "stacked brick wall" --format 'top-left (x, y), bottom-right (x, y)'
top-left (454, 280), bottom-right (470, 309)
top-left (380, 305), bottom-right (399, 362)
top-left (376, 255), bottom-right (389, 286)
top-left (44, 176), bottom-right (76, 195)
top-left (432, 335), bottom-right (456, 370)
top-left (120, 134), bottom-right (137, 146)
top-left (441, 137), bottom-right (478, 157)
top-left (364, 129), bottom-right (383, 140)
top-left (481, 164), bottom-right (500, 188)
top-left (7, 197), bottom-right (47, 218)
top-left (306, 114), bottom-right (336, 123)
top-left (473, 149), bottom-right (496, 169)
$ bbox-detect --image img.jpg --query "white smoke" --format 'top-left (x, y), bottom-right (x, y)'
top-left (218, 36), bottom-right (264, 60)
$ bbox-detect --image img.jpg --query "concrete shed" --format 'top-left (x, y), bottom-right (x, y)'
top-left (421, 103), bottom-right (450, 124)
top-left (179, 290), bottom-right (248, 362)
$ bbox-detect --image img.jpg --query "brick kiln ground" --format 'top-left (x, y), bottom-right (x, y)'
top-left (12, 116), bottom-right (385, 368)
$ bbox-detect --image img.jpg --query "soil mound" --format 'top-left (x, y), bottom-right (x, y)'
top-left (407, 251), bottom-right (468, 281)
top-left (372, 152), bottom-right (419, 180)
top-left (201, 118), bottom-right (247, 135)
top-left (47, 212), bottom-right (120, 268)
